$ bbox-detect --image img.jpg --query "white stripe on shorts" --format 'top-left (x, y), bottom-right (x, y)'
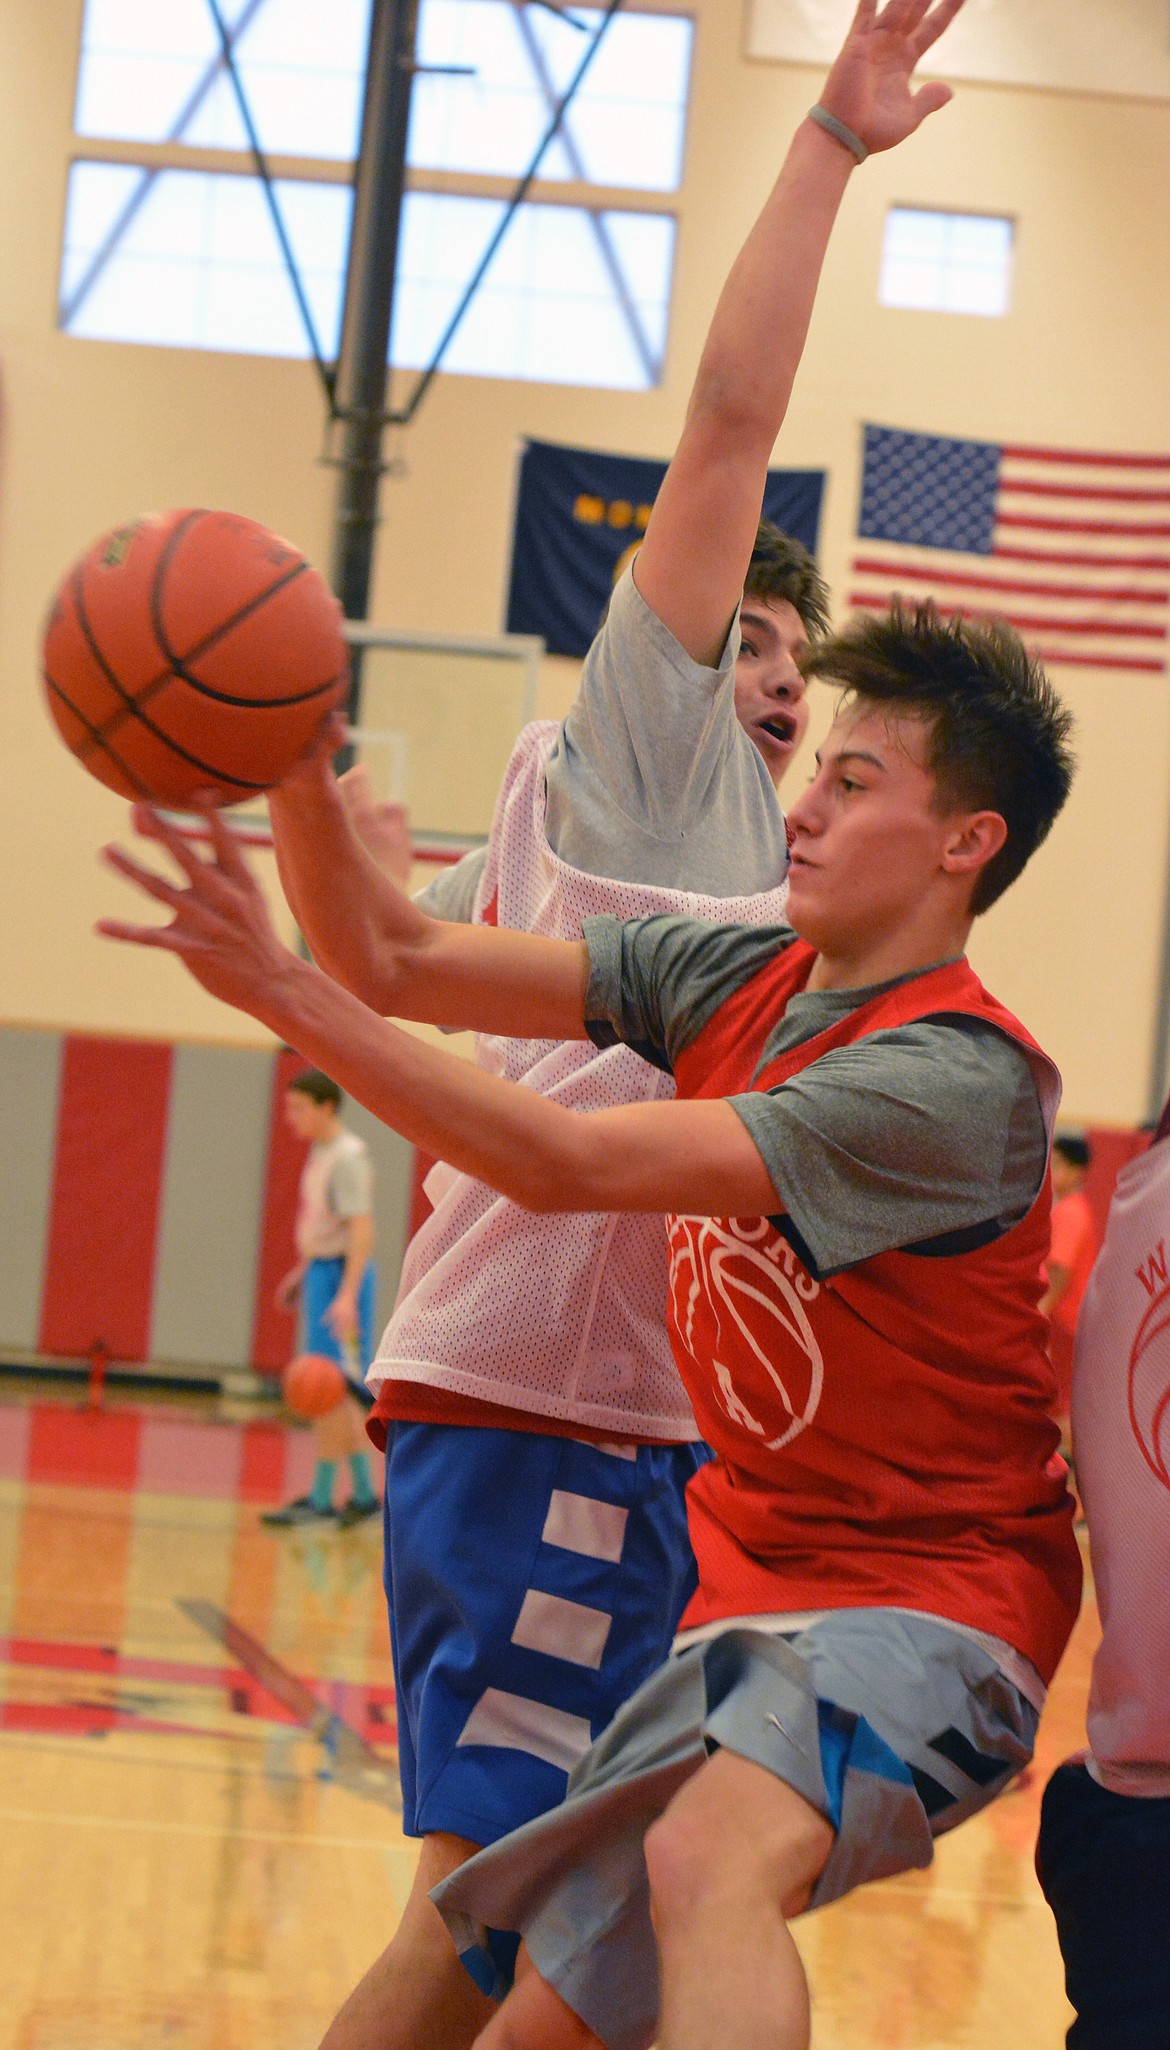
top-left (456, 1687), bottom-right (593, 1774)
top-left (541, 1489), bottom-right (629, 1564)
top-left (511, 1588), bottom-right (613, 1668)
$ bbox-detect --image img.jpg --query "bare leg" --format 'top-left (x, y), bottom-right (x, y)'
top-left (645, 1750), bottom-right (834, 2050)
top-left (320, 1831), bottom-right (495, 2050)
top-left (471, 1960), bottom-right (606, 2050)
top-left (317, 1392), bottom-right (367, 1463)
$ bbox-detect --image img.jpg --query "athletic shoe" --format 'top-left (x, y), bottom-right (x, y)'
top-left (337, 1497), bottom-right (380, 1529)
top-left (260, 1495), bottom-right (338, 1528)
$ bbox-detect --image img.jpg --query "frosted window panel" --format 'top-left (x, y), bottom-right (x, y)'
top-left (60, 164), bottom-right (350, 356)
top-left (441, 288), bottom-right (527, 377)
top-left (59, 161), bottom-right (144, 296)
top-left (74, 259), bottom-right (205, 347)
top-left (237, 0), bottom-right (370, 75)
top-left (566, 102), bottom-right (684, 193)
top-left (949, 214), bottom-right (1013, 267)
top-left (524, 295), bottom-right (641, 389)
top-left (407, 1), bottom-right (692, 190)
top-left (202, 266), bottom-right (307, 353)
top-left (75, 0), bottom-right (370, 158)
top-left (76, 54), bottom-right (207, 140)
top-left (883, 208), bottom-right (949, 263)
top-left (880, 207), bottom-right (1012, 317)
top-left (513, 208), bottom-right (600, 296)
top-left (880, 260), bottom-right (943, 311)
top-left (604, 211), bottom-right (675, 315)
top-left (397, 193), bottom-right (505, 288)
top-left (945, 264), bottom-right (1011, 317)
top-left (390, 194), bottom-right (673, 389)
top-left (580, 13), bottom-right (694, 106)
top-left (79, 0), bottom-right (234, 61)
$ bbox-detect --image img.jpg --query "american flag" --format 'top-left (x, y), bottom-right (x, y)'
top-left (849, 424), bottom-right (1170, 674)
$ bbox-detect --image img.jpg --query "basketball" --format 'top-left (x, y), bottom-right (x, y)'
top-left (41, 508), bottom-right (349, 807)
top-left (281, 1351), bottom-right (348, 1421)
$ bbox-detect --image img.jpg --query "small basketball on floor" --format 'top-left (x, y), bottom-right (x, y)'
top-left (42, 507), bottom-right (348, 806)
top-left (282, 1352), bottom-right (348, 1420)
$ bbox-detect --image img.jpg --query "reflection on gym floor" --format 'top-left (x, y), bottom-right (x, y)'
top-left (0, 1385), bottom-right (1088, 2049)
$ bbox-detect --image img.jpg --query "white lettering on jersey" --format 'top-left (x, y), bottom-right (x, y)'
top-left (669, 1215), bottom-right (823, 1451)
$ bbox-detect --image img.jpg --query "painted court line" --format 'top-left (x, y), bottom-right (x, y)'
top-left (0, 1805), bottom-right (391, 1851)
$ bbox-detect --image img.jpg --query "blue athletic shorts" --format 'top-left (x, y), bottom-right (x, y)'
top-left (381, 1420), bottom-right (710, 1846)
top-left (302, 1257), bottom-right (376, 1407)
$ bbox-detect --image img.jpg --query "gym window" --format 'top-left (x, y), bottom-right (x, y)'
top-left (61, 0), bottom-right (693, 389)
top-left (878, 207), bottom-right (1014, 318)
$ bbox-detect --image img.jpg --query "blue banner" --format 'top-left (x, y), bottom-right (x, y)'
top-left (506, 438), bottom-right (825, 657)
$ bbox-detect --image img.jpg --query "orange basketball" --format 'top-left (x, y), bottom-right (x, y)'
top-left (41, 508), bottom-right (348, 807)
top-left (281, 1351), bottom-right (348, 1420)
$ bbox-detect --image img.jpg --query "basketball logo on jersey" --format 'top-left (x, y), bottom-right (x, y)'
top-left (1129, 1266), bottom-right (1170, 1492)
top-left (668, 1215), bottom-right (823, 1450)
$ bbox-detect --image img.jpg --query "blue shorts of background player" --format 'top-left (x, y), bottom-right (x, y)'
top-left (383, 1420), bottom-right (710, 1860)
top-left (302, 1253), bottom-right (377, 1406)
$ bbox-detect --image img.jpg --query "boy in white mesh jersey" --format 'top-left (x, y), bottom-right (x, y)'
top-left (303, 516), bottom-right (824, 2048)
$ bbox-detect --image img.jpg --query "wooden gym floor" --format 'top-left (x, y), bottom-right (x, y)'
top-left (0, 1384), bottom-right (1086, 2049)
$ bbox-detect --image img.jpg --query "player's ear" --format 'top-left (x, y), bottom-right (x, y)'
top-left (940, 810), bottom-right (1007, 879)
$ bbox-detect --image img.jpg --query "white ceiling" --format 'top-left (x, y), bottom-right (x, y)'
top-left (745, 0), bottom-right (1170, 102)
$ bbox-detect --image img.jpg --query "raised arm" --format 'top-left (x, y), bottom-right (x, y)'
top-left (635, 0), bottom-right (961, 664)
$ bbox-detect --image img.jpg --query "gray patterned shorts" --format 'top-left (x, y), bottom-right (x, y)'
top-left (433, 1608), bottom-right (1039, 2050)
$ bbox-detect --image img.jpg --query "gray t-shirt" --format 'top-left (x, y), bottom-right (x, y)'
top-left (414, 567), bottom-right (788, 918)
top-left (414, 844), bottom-right (486, 922)
top-left (583, 914), bottom-right (1048, 1280)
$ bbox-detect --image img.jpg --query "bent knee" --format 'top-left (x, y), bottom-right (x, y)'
top-left (645, 1754), bottom-right (833, 1926)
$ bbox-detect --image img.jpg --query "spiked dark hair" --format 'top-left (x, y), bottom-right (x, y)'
top-left (287, 1068), bottom-right (343, 1109)
top-left (744, 521), bottom-right (831, 640)
top-left (801, 600), bottom-right (1075, 914)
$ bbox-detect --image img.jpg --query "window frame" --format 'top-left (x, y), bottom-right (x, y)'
top-left (61, 0), bottom-right (694, 388)
top-left (877, 203), bottom-right (1016, 320)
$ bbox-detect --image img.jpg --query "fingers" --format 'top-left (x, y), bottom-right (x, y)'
top-left (129, 804), bottom-right (208, 882)
top-left (95, 916), bottom-right (188, 949)
top-left (910, 79), bottom-right (954, 121)
top-left (200, 799), bottom-right (256, 885)
top-left (337, 763), bottom-right (372, 805)
top-left (102, 841), bottom-right (186, 908)
top-left (912, 0), bottom-right (966, 57)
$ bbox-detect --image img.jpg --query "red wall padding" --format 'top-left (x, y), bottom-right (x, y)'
top-left (38, 1036), bottom-right (173, 1362)
top-left (249, 1047), bottom-right (312, 1375)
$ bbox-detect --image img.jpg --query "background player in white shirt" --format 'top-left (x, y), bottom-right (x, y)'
top-left (1037, 1104), bottom-right (1170, 2047)
top-left (263, 1068), bottom-right (380, 1528)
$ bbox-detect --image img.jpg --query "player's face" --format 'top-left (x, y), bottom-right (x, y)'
top-left (284, 1089), bottom-right (331, 1141)
top-left (784, 702), bottom-right (965, 956)
top-left (733, 597), bottom-right (810, 787)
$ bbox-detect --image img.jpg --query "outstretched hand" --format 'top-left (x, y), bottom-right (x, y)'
top-left (97, 802), bottom-right (301, 1017)
top-left (821, 0), bottom-right (965, 154)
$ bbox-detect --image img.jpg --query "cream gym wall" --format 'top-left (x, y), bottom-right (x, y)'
top-left (1, 0), bottom-right (1167, 1124)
